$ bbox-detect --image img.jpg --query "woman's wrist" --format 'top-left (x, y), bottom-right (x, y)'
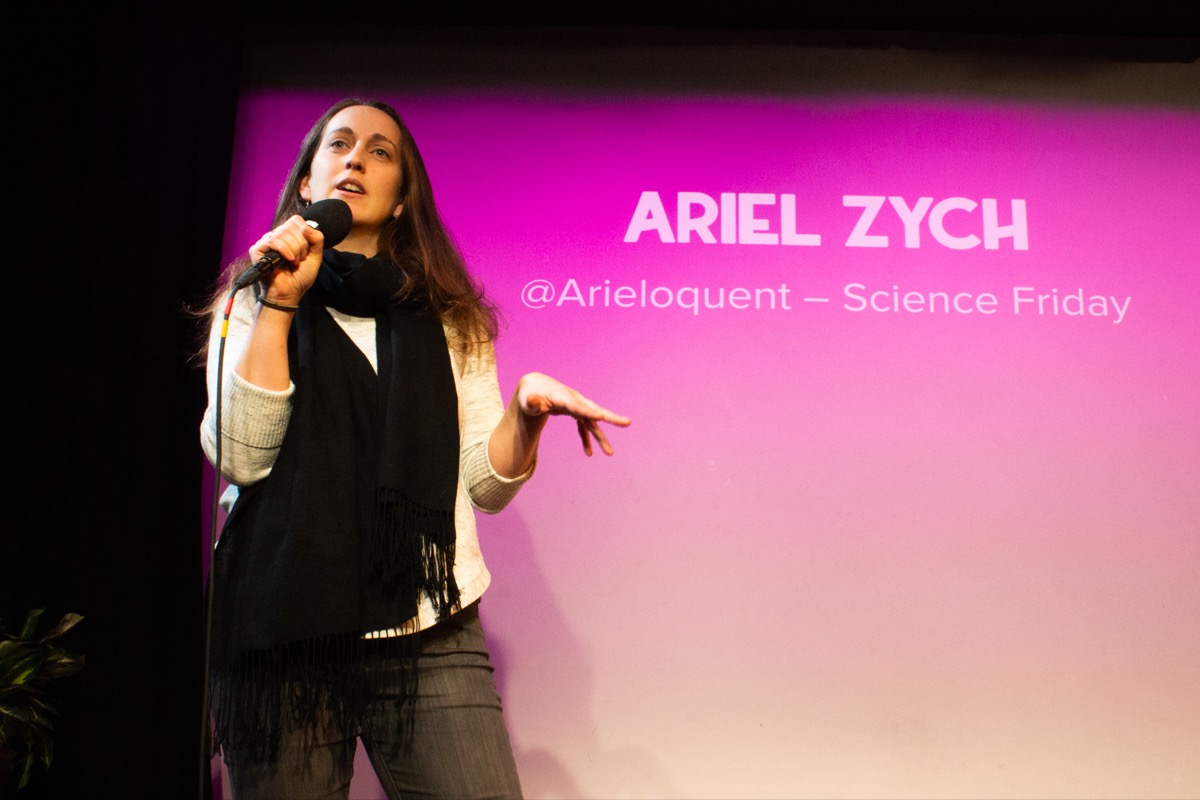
top-left (253, 282), bottom-right (300, 312)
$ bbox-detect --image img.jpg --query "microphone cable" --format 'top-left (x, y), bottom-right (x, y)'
top-left (199, 288), bottom-right (237, 800)
top-left (195, 200), bottom-right (350, 798)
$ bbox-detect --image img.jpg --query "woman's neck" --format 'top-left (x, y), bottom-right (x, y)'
top-left (337, 229), bottom-right (381, 257)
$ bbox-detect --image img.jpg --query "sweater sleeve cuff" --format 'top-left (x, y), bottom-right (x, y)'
top-left (462, 439), bottom-right (535, 514)
top-left (221, 371), bottom-right (294, 450)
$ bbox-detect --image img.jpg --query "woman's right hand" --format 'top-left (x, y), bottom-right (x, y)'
top-left (234, 214), bottom-right (328, 391)
top-left (249, 214), bottom-right (328, 307)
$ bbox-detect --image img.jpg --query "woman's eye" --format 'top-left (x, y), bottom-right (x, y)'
top-left (372, 148), bottom-right (391, 159)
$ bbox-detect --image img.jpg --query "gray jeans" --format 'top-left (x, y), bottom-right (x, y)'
top-left (221, 603), bottom-right (523, 800)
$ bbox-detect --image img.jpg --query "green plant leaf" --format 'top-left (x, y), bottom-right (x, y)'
top-left (44, 657), bottom-right (85, 681)
top-left (15, 749), bottom-right (34, 791)
top-left (1, 702), bottom-right (38, 724)
top-left (0, 650), bottom-right (43, 688)
top-left (16, 609), bottom-right (45, 641)
top-left (40, 613), bottom-right (84, 643)
top-left (0, 608), bottom-right (83, 792)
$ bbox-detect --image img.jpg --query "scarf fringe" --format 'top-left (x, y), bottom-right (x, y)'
top-left (375, 488), bottom-right (460, 619)
top-left (209, 631), bottom-right (420, 762)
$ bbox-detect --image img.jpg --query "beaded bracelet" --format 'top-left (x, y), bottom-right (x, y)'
top-left (253, 282), bottom-right (300, 312)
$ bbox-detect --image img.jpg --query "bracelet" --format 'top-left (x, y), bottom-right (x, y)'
top-left (253, 282), bottom-right (300, 312)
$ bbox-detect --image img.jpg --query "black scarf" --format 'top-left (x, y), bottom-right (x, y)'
top-left (209, 250), bottom-right (460, 759)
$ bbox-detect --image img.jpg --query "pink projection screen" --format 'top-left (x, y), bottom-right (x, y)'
top-left (212, 53), bottom-right (1199, 799)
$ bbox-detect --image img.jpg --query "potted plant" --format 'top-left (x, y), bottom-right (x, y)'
top-left (0, 609), bottom-right (85, 796)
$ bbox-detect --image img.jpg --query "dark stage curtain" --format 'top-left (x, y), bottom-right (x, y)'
top-left (3, 3), bottom-right (238, 798)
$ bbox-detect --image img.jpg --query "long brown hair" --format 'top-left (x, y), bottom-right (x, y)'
top-left (194, 98), bottom-right (499, 357)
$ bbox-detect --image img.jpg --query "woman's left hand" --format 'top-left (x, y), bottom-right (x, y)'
top-left (514, 372), bottom-right (632, 456)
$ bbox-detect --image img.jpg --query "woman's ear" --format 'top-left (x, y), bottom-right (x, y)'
top-left (299, 176), bottom-right (311, 204)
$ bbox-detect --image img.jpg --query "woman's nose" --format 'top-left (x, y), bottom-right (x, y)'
top-left (344, 143), bottom-right (365, 169)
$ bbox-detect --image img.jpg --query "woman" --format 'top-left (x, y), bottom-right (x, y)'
top-left (198, 98), bottom-right (630, 799)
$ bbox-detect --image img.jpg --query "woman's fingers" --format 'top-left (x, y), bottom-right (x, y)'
top-left (577, 417), bottom-right (618, 457)
top-left (251, 215), bottom-right (322, 265)
top-left (577, 419), bottom-right (593, 457)
top-left (516, 372), bottom-right (630, 456)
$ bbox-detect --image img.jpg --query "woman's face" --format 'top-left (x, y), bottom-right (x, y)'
top-left (300, 105), bottom-right (405, 235)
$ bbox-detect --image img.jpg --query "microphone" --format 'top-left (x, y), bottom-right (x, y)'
top-left (231, 198), bottom-right (353, 291)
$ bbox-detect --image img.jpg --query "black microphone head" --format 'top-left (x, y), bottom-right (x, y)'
top-left (302, 198), bottom-right (353, 249)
